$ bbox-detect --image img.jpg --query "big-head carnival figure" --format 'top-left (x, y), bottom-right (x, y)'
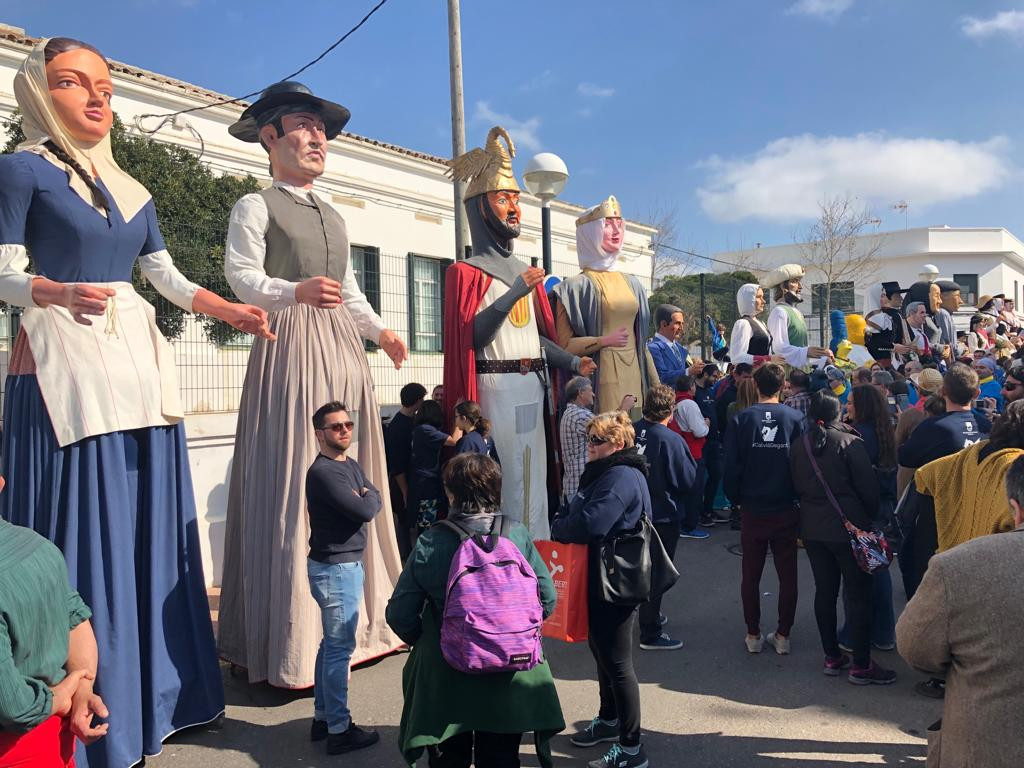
top-left (218, 81), bottom-right (406, 688)
top-left (764, 263), bottom-right (834, 367)
top-left (550, 195), bottom-right (658, 414)
top-left (443, 126), bottom-right (594, 539)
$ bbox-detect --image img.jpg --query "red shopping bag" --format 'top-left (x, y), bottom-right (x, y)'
top-left (534, 540), bottom-right (589, 642)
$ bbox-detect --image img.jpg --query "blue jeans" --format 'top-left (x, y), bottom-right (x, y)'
top-left (307, 559), bottom-right (364, 734)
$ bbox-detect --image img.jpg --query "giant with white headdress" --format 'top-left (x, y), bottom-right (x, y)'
top-left (549, 195), bottom-right (658, 415)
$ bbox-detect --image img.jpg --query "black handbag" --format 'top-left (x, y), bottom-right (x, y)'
top-left (597, 514), bottom-right (679, 605)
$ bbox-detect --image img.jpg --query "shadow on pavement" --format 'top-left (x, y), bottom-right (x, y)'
top-left (560, 726), bottom-right (926, 766)
top-left (545, 529), bottom-right (937, 753)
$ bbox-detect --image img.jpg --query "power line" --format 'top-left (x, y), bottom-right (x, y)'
top-left (135, 0), bottom-right (391, 131)
top-left (656, 241), bottom-right (762, 272)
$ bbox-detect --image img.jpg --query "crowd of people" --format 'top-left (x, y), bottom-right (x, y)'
top-left (2, 31), bottom-right (1023, 768)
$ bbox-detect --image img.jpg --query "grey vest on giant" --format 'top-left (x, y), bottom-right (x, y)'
top-left (258, 187), bottom-right (349, 283)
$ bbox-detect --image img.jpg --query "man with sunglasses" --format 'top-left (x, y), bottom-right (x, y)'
top-left (304, 400), bottom-right (382, 755)
top-left (1003, 366), bottom-right (1024, 408)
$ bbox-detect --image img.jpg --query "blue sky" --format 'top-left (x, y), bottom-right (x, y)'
top-left (7, 1), bottom-right (1024, 261)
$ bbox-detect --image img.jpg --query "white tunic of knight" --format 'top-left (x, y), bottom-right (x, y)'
top-left (475, 281), bottom-right (550, 540)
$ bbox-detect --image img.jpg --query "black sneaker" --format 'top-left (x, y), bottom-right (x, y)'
top-left (712, 508), bottom-right (732, 523)
top-left (848, 662), bottom-right (897, 686)
top-left (639, 633), bottom-right (683, 651)
top-left (699, 513), bottom-right (716, 527)
top-left (570, 717), bottom-right (619, 747)
top-left (326, 723), bottom-right (380, 754)
top-left (915, 678), bottom-right (946, 699)
top-left (310, 718), bottom-right (327, 742)
top-left (587, 743), bottom-right (649, 768)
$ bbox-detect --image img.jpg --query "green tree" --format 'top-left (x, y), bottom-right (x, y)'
top-left (2, 112), bottom-right (261, 344)
top-left (649, 270), bottom-right (758, 351)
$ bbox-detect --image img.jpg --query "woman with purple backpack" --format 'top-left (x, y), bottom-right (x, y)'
top-left (386, 453), bottom-right (564, 768)
top-left (551, 411), bottom-right (653, 768)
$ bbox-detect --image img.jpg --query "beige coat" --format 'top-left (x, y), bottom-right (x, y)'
top-left (896, 524), bottom-right (1024, 767)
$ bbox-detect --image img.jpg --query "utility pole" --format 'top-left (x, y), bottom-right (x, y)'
top-left (699, 273), bottom-right (707, 360)
top-left (447, 0), bottom-right (469, 260)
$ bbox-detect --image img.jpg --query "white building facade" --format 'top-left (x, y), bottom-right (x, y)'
top-left (0, 24), bottom-right (657, 585)
top-left (715, 225), bottom-right (1024, 343)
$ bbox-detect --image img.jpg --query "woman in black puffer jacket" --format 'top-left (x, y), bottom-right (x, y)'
top-left (790, 391), bottom-right (896, 687)
top-left (551, 410), bottom-right (652, 768)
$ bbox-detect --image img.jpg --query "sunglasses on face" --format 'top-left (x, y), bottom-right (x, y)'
top-left (319, 421), bottom-right (355, 433)
top-left (587, 434), bottom-right (609, 446)
top-left (1004, 382), bottom-right (1023, 391)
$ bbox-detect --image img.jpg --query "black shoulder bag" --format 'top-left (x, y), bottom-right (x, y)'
top-left (597, 513), bottom-right (679, 605)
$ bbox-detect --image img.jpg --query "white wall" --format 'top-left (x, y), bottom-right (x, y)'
top-left (715, 226), bottom-right (1024, 318)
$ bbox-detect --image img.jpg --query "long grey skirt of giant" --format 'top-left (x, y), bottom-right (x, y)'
top-left (217, 302), bottom-right (404, 688)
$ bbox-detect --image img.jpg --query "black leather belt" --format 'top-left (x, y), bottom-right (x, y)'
top-left (475, 357), bottom-right (545, 375)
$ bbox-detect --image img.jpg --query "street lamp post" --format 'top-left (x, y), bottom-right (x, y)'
top-left (522, 153), bottom-right (569, 275)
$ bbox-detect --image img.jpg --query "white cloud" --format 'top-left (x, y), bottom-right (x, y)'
top-left (961, 10), bottom-right (1024, 43)
top-left (518, 69), bottom-right (555, 92)
top-left (697, 133), bottom-right (1011, 223)
top-left (471, 101), bottom-right (542, 153)
top-left (577, 82), bottom-right (615, 98)
top-left (785, 0), bottom-right (854, 21)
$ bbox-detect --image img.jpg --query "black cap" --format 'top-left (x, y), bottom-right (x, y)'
top-left (935, 280), bottom-right (961, 293)
top-left (228, 81), bottom-right (351, 143)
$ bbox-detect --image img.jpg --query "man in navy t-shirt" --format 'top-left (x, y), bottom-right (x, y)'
top-left (633, 384), bottom-right (698, 651)
top-left (899, 364), bottom-right (987, 471)
top-left (384, 382), bottom-right (427, 560)
top-left (898, 363), bottom-right (986, 699)
top-left (723, 364), bottom-right (803, 656)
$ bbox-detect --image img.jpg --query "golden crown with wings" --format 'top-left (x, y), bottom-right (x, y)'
top-left (446, 126), bottom-right (520, 200)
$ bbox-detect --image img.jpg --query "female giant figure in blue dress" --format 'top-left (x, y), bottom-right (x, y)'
top-left (0, 38), bottom-right (274, 767)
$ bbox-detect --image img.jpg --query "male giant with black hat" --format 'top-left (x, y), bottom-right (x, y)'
top-left (443, 126), bottom-right (595, 539)
top-left (763, 263), bottom-right (834, 367)
top-left (865, 281), bottom-right (914, 367)
top-left (218, 82), bottom-right (407, 691)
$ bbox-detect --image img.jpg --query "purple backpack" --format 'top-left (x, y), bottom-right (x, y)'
top-left (435, 517), bottom-right (544, 675)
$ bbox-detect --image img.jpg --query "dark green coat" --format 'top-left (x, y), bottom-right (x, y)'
top-left (385, 520), bottom-right (565, 767)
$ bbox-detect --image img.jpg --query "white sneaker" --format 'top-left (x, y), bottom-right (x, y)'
top-left (766, 631), bottom-right (790, 655)
top-left (745, 634), bottom-right (764, 653)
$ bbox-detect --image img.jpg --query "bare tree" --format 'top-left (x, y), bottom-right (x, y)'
top-left (796, 194), bottom-right (884, 346)
top-left (646, 202), bottom-right (693, 288)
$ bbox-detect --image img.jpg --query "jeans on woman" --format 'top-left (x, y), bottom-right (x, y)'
top-left (838, 568), bottom-right (895, 648)
top-left (804, 540), bottom-right (873, 669)
top-left (587, 596), bottom-right (641, 747)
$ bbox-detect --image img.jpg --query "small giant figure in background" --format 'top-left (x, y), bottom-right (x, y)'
top-left (764, 264), bottom-right (834, 367)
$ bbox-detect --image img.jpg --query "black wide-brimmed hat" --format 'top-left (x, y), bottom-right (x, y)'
top-left (880, 281), bottom-right (905, 298)
top-left (228, 81), bottom-right (351, 143)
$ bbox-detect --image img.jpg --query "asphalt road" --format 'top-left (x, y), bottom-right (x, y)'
top-left (149, 527), bottom-right (934, 767)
